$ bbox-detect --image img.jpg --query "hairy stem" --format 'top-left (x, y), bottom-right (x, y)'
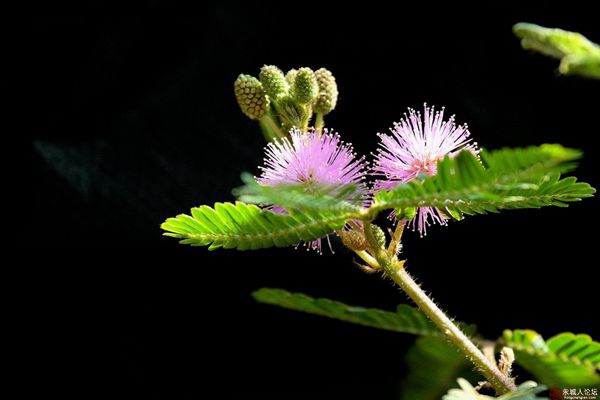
top-left (389, 266), bottom-right (516, 394)
top-left (362, 221), bottom-right (516, 395)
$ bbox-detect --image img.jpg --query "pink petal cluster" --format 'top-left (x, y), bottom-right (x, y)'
top-left (259, 129), bottom-right (366, 188)
top-left (373, 105), bottom-right (478, 236)
top-left (258, 128), bottom-right (368, 252)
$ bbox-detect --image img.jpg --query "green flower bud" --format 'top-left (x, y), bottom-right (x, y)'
top-left (314, 68), bottom-right (338, 115)
top-left (234, 74), bottom-right (270, 120)
top-left (259, 65), bottom-right (289, 100)
top-left (370, 224), bottom-right (387, 248)
top-left (285, 69), bottom-right (298, 86)
top-left (293, 67), bottom-right (319, 105)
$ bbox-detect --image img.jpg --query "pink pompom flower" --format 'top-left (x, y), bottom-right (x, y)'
top-left (258, 128), bottom-right (368, 252)
top-left (373, 105), bottom-right (479, 236)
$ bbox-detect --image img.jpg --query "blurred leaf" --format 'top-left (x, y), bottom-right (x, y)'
top-left (513, 23), bottom-right (600, 79)
top-left (401, 336), bottom-right (469, 400)
top-left (234, 172), bottom-right (364, 213)
top-left (252, 288), bottom-right (476, 336)
top-left (503, 329), bottom-right (600, 387)
top-left (443, 378), bottom-right (547, 400)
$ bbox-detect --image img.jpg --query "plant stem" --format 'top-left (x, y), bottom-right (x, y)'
top-left (315, 113), bottom-right (324, 136)
top-left (354, 250), bottom-right (378, 266)
top-left (362, 221), bottom-right (516, 395)
top-left (259, 114), bottom-right (285, 141)
top-left (300, 104), bottom-right (313, 131)
top-left (388, 265), bottom-right (515, 394)
top-left (387, 220), bottom-right (405, 254)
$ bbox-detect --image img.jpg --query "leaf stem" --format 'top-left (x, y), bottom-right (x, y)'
top-left (387, 220), bottom-right (405, 254)
top-left (354, 250), bottom-right (379, 266)
top-left (362, 221), bottom-right (516, 395)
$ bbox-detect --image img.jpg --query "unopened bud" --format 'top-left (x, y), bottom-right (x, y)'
top-left (286, 69), bottom-right (298, 86)
top-left (498, 347), bottom-right (515, 377)
top-left (259, 65), bottom-right (289, 100)
top-left (340, 230), bottom-right (368, 251)
top-left (293, 67), bottom-right (319, 104)
top-left (370, 224), bottom-right (386, 248)
top-left (234, 74), bottom-right (269, 120)
top-left (314, 68), bottom-right (338, 115)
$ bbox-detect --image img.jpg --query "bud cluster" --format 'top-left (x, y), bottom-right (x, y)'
top-left (234, 65), bottom-right (339, 140)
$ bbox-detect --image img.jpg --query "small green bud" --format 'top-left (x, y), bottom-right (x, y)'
top-left (285, 69), bottom-right (298, 86)
top-left (370, 224), bottom-right (386, 248)
top-left (314, 68), bottom-right (338, 115)
top-left (234, 74), bottom-right (270, 120)
top-left (259, 65), bottom-right (289, 100)
top-left (293, 67), bottom-right (319, 104)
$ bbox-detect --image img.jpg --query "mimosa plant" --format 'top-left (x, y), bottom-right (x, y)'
top-left (161, 24), bottom-right (599, 399)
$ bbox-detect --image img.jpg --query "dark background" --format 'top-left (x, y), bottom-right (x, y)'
top-left (24, 5), bottom-right (599, 399)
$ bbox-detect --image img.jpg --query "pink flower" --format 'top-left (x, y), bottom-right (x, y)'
top-left (373, 105), bottom-right (478, 236)
top-left (258, 128), bottom-right (368, 252)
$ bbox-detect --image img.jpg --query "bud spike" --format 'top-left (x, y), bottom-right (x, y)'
top-left (234, 74), bottom-right (269, 120)
top-left (314, 68), bottom-right (338, 115)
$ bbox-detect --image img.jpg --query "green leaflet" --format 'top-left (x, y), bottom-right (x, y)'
top-left (252, 288), bottom-right (476, 337)
top-left (443, 379), bottom-right (547, 400)
top-left (401, 336), bottom-right (470, 400)
top-left (481, 144), bottom-right (581, 179)
top-left (513, 23), bottom-right (600, 79)
top-left (371, 145), bottom-right (594, 219)
top-left (161, 201), bottom-right (354, 250)
top-left (503, 329), bottom-right (600, 387)
top-left (234, 172), bottom-right (364, 214)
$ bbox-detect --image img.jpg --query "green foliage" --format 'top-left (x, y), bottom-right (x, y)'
top-left (513, 23), bottom-right (600, 79)
top-left (252, 288), bottom-right (476, 336)
top-left (161, 202), bottom-right (353, 250)
top-left (164, 145), bottom-right (594, 250)
top-left (251, 288), bottom-right (600, 395)
top-left (235, 172), bottom-right (363, 214)
top-left (480, 144), bottom-right (581, 178)
top-left (503, 329), bottom-right (600, 387)
top-left (371, 145), bottom-right (594, 219)
top-left (237, 144), bottom-right (591, 224)
top-left (401, 337), bottom-right (469, 400)
top-left (443, 379), bottom-right (547, 400)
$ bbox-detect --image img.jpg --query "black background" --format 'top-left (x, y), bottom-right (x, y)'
top-left (24, 5), bottom-right (599, 399)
